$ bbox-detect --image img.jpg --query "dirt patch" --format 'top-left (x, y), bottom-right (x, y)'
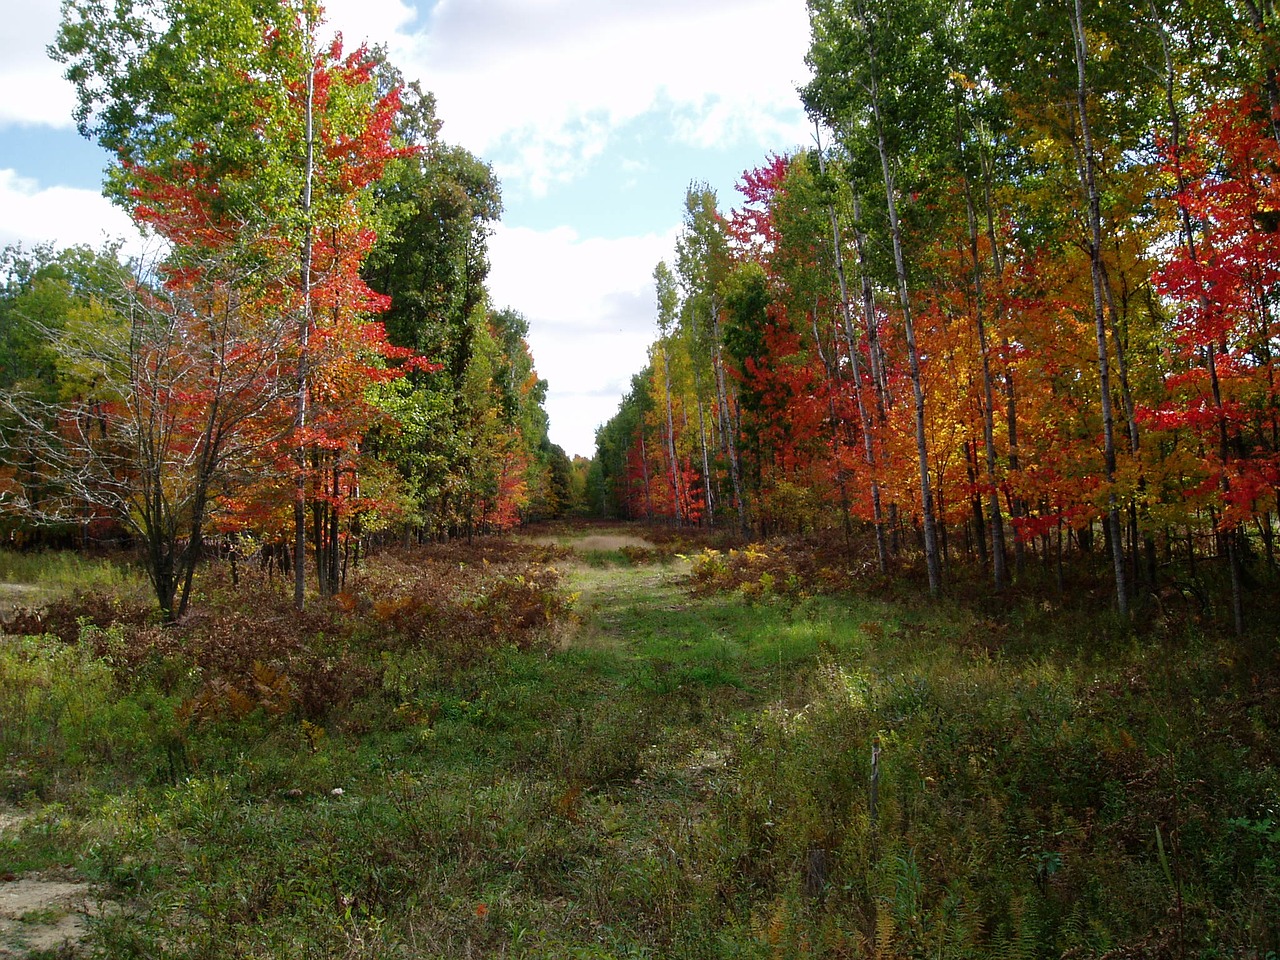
top-left (0, 585), bottom-right (51, 625)
top-left (0, 811), bottom-right (109, 957)
top-left (0, 876), bottom-right (91, 957)
top-left (0, 809), bottom-right (27, 838)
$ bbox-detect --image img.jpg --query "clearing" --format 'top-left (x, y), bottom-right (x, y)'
top-left (0, 525), bottom-right (1275, 956)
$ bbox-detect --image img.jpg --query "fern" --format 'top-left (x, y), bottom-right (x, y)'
top-left (874, 899), bottom-right (896, 960)
top-left (931, 884), bottom-right (981, 958)
top-left (1060, 901), bottom-right (1089, 953)
top-left (1007, 896), bottom-right (1039, 960)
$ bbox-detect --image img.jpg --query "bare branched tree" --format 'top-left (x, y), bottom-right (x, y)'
top-left (1, 251), bottom-right (295, 620)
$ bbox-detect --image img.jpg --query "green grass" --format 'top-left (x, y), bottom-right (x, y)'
top-left (0, 549), bottom-right (145, 625)
top-left (578, 548), bottom-right (638, 567)
top-left (0, 549), bottom-right (139, 592)
top-left (0, 536), bottom-right (1276, 958)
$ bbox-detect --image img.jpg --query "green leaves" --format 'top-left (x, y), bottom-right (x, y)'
top-left (55, 0), bottom-right (302, 215)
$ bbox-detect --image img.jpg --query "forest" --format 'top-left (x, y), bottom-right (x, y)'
top-left (590, 0), bottom-right (1280, 633)
top-left (1, 0), bottom-right (1279, 957)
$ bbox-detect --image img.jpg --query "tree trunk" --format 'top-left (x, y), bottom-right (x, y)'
top-left (1072, 0), bottom-right (1129, 617)
top-left (661, 341), bottom-right (684, 525)
top-left (1208, 343), bottom-right (1246, 635)
top-left (976, 122), bottom-right (1027, 575)
top-left (966, 440), bottom-right (988, 567)
top-left (293, 23), bottom-right (317, 611)
top-left (851, 187), bottom-right (897, 559)
top-left (638, 429), bottom-right (654, 521)
top-left (868, 70), bottom-right (942, 594)
top-left (696, 392), bottom-right (714, 526)
top-left (819, 138), bottom-right (888, 570)
top-left (1240, 0), bottom-right (1280, 146)
top-left (812, 307), bottom-right (856, 542)
top-left (956, 98), bottom-right (1008, 590)
top-left (711, 298), bottom-right (749, 535)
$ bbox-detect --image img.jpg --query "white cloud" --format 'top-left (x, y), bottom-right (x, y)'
top-left (387, 0), bottom-right (812, 195)
top-left (0, 168), bottom-right (145, 257)
top-left (490, 112), bottom-right (615, 198)
top-left (486, 222), bottom-right (678, 456)
top-left (8, 0), bottom-right (814, 188)
top-left (0, 2), bottom-right (78, 127)
top-left (321, 0), bottom-right (420, 52)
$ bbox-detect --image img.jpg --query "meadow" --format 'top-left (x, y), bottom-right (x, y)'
top-left (0, 525), bottom-right (1276, 958)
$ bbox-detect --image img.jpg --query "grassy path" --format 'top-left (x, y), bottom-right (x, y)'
top-left (0, 530), bottom-right (860, 958)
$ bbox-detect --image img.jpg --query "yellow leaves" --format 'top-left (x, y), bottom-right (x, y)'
top-left (56, 298), bottom-right (129, 403)
top-left (1085, 26), bottom-right (1114, 62)
top-left (1025, 140), bottom-right (1076, 184)
top-left (300, 718), bottom-right (325, 753)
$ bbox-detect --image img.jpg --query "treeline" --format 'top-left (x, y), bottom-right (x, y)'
top-left (591, 0), bottom-right (1280, 628)
top-left (0, 0), bottom-right (573, 619)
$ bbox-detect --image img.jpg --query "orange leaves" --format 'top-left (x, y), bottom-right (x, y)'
top-left (118, 32), bottom-right (439, 547)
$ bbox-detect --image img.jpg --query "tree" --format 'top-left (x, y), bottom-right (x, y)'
top-left (55, 0), bottom-right (418, 604)
top-left (677, 185), bottom-right (746, 532)
top-left (804, 0), bottom-right (949, 593)
top-left (360, 64), bottom-right (511, 539)
top-left (654, 261), bottom-right (686, 525)
top-left (1070, 0), bottom-right (1130, 617)
top-left (1, 243), bottom-right (132, 401)
top-left (1150, 94), bottom-right (1280, 633)
top-left (53, 0), bottom-right (315, 229)
top-left (2, 253), bottom-right (294, 619)
top-left (1, 243), bottom-right (136, 548)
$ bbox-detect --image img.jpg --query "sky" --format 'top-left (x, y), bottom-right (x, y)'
top-left (0, 0), bottom-right (815, 458)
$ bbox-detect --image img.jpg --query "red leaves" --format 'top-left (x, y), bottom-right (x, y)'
top-left (113, 26), bottom-right (436, 545)
top-left (730, 154), bottom-right (790, 258)
top-left (1146, 94), bottom-right (1280, 527)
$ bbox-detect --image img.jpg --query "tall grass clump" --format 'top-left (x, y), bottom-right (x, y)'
top-left (0, 623), bottom-right (184, 802)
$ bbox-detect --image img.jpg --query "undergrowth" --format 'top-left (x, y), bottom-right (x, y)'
top-left (0, 527), bottom-right (1276, 958)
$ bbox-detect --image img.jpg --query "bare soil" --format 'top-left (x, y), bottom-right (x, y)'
top-left (0, 808), bottom-right (106, 958)
top-left (0, 586), bottom-right (51, 625)
top-left (0, 810), bottom-right (25, 837)
top-left (0, 877), bottom-right (90, 957)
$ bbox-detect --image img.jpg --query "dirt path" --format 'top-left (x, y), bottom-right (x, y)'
top-left (529, 528), bottom-right (678, 652)
top-left (0, 809), bottom-right (108, 958)
top-left (553, 548), bottom-right (692, 656)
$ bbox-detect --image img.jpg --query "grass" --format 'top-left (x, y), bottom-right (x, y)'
top-left (0, 550), bottom-right (140, 593)
top-left (0, 526), bottom-right (1277, 957)
top-left (0, 549), bottom-right (145, 623)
